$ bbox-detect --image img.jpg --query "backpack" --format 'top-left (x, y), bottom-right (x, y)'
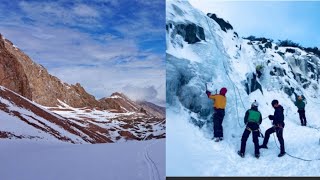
top-left (247, 110), bottom-right (261, 123)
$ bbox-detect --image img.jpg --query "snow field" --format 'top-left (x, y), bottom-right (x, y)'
top-left (0, 139), bottom-right (165, 180)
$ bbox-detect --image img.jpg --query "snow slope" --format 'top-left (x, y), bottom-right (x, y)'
top-left (46, 100), bottom-right (166, 142)
top-left (166, 0), bottom-right (320, 176)
top-left (0, 139), bottom-right (165, 180)
top-left (0, 85), bottom-right (165, 143)
top-left (0, 86), bottom-right (88, 143)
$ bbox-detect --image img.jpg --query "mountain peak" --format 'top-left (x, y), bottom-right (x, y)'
top-left (110, 92), bottom-right (126, 98)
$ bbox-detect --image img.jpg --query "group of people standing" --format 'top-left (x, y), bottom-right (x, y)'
top-left (206, 87), bottom-right (307, 159)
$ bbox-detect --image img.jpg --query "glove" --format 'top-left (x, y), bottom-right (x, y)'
top-left (268, 115), bottom-right (273, 120)
top-left (206, 90), bottom-right (211, 97)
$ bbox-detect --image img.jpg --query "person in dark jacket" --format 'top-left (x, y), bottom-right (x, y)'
top-left (238, 100), bottom-right (262, 158)
top-left (295, 95), bottom-right (307, 126)
top-left (206, 87), bottom-right (227, 142)
top-left (259, 99), bottom-right (286, 157)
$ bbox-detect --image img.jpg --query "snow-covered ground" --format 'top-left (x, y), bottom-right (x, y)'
top-left (46, 102), bottom-right (166, 142)
top-left (0, 85), bottom-right (165, 143)
top-left (0, 139), bottom-right (165, 180)
top-left (167, 106), bottom-right (320, 176)
top-left (166, 0), bottom-right (320, 176)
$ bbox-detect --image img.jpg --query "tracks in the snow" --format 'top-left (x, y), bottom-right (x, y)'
top-left (143, 141), bottom-right (161, 180)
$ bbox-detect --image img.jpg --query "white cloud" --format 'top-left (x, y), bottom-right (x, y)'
top-left (50, 65), bottom-right (165, 106)
top-left (112, 8), bottom-right (164, 41)
top-left (19, 1), bottom-right (101, 27)
top-left (123, 85), bottom-right (157, 100)
top-left (73, 4), bottom-right (99, 17)
top-left (19, 1), bottom-right (72, 23)
top-left (0, 0), bottom-right (165, 105)
top-left (0, 25), bottom-right (142, 67)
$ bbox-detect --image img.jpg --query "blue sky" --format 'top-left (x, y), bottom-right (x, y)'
top-left (0, 0), bottom-right (165, 106)
top-left (189, 0), bottom-right (320, 48)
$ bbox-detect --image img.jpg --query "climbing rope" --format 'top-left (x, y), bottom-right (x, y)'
top-left (204, 16), bottom-right (320, 161)
top-left (204, 16), bottom-right (246, 128)
top-left (272, 132), bottom-right (320, 161)
top-left (224, 63), bottom-right (245, 128)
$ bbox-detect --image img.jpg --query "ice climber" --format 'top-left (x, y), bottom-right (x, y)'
top-left (206, 87), bottom-right (227, 142)
top-left (259, 99), bottom-right (286, 157)
top-left (295, 95), bottom-right (307, 126)
top-left (237, 100), bottom-right (262, 158)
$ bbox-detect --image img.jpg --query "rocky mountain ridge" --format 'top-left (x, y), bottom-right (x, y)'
top-left (0, 34), bottom-right (99, 108)
top-left (0, 86), bottom-right (165, 143)
top-left (0, 33), bottom-right (165, 119)
top-left (0, 34), bottom-right (165, 143)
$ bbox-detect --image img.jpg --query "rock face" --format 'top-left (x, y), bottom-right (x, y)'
top-left (137, 101), bottom-right (166, 119)
top-left (167, 23), bottom-right (205, 44)
top-left (244, 73), bottom-right (263, 95)
top-left (207, 13), bottom-right (233, 32)
top-left (0, 34), bottom-right (32, 99)
top-left (0, 34), bottom-right (100, 108)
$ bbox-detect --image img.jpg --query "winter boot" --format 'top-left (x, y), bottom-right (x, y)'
top-left (237, 151), bottom-right (244, 158)
top-left (255, 153), bottom-right (260, 159)
top-left (213, 137), bottom-right (220, 142)
top-left (219, 137), bottom-right (223, 141)
top-left (259, 144), bottom-right (268, 149)
top-left (278, 152), bottom-right (286, 157)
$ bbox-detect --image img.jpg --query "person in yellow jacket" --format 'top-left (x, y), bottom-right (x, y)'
top-left (206, 87), bottom-right (227, 142)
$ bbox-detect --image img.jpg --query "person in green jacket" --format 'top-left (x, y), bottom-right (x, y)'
top-left (295, 95), bottom-right (307, 126)
top-left (237, 100), bottom-right (262, 159)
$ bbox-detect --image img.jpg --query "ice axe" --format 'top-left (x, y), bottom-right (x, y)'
top-left (206, 82), bottom-right (217, 94)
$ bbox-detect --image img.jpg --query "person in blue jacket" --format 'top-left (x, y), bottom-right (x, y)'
top-left (259, 99), bottom-right (286, 157)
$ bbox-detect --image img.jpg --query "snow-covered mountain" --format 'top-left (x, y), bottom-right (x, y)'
top-left (99, 92), bottom-right (166, 119)
top-left (166, 0), bottom-right (320, 176)
top-left (0, 85), bottom-right (165, 143)
top-left (0, 34), bottom-right (165, 143)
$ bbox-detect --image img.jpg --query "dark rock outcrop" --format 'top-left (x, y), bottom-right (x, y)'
top-left (167, 23), bottom-right (205, 44)
top-left (245, 73), bottom-right (263, 95)
top-left (207, 13), bottom-right (233, 32)
top-left (0, 34), bottom-right (32, 99)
